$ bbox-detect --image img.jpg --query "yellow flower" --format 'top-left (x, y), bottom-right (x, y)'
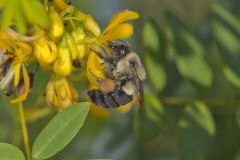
top-left (46, 76), bottom-right (79, 111)
top-left (89, 102), bottom-right (135, 118)
top-left (0, 40), bottom-right (33, 104)
top-left (53, 0), bottom-right (70, 12)
top-left (48, 6), bottom-right (64, 42)
top-left (100, 10), bottom-right (139, 41)
top-left (87, 10), bottom-right (140, 88)
top-left (0, 31), bottom-right (15, 49)
top-left (33, 36), bottom-right (57, 66)
top-left (53, 34), bottom-right (72, 76)
top-left (86, 10), bottom-right (140, 116)
top-left (83, 15), bottom-right (101, 37)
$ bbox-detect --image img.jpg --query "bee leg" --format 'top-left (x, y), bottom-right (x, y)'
top-left (104, 68), bottom-right (115, 80)
top-left (90, 47), bottom-right (109, 60)
top-left (92, 49), bottom-right (105, 60)
top-left (90, 48), bottom-right (114, 65)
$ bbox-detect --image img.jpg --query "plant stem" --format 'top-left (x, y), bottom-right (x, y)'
top-left (18, 103), bottom-right (32, 160)
top-left (160, 96), bottom-right (239, 108)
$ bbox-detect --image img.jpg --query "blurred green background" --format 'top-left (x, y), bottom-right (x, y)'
top-left (1, 0), bottom-right (240, 159)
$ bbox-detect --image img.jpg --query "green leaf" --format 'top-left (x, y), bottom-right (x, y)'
top-left (15, 1), bottom-right (27, 34)
top-left (0, 143), bottom-right (25, 160)
top-left (32, 102), bottom-right (90, 160)
top-left (134, 94), bottom-right (164, 140)
top-left (178, 101), bottom-right (215, 160)
top-left (142, 20), bottom-right (161, 52)
top-left (212, 21), bottom-right (240, 87)
top-left (223, 65), bottom-right (240, 88)
top-left (0, 0), bottom-right (6, 8)
top-left (1, 0), bottom-right (15, 30)
top-left (213, 4), bottom-right (240, 34)
top-left (212, 21), bottom-right (240, 55)
top-left (25, 68), bottom-right (50, 107)
top-left (145, 54), bottom-right (166, 91)
top-left (0, 0), bottom-right (48, 33)
top-left (175, 30), bottom-right (213, 87)
top-left (21, 0), bottom-right (49, 28)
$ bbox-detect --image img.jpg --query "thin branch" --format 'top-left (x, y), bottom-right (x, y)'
top-left (18, 102), bottom-right (32, 160)
top-left (160, 96), bottom-right (239, 108)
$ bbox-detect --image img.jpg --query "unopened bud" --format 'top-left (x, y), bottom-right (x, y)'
top-left (48, 6), bottom-right (64, 42)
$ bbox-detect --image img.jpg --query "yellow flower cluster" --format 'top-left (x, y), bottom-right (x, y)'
top-left (0, 0), bottom-right (139, 114)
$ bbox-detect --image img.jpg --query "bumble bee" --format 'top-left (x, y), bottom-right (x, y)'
top-left (87, 41), bottom-right (146, 112)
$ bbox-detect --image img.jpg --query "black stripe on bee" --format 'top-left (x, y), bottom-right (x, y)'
top-left (87, 89), bottom-right (132, 108)
top-left (0, 57), bottom-right (13, 77)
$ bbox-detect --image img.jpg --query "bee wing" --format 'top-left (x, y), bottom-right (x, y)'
top-left (131, 67), bottom-right (145, 115)
top-left (137, 78), bottom-right (145, 115)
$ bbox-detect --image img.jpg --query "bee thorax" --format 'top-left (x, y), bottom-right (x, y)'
top-left (116, 60), bottom-right (131, 73)
top-left (124, 52), bottom-right (146, 80)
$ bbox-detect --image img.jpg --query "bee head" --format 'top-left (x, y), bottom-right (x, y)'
top-left (108, 41), bottom-right (130, 59)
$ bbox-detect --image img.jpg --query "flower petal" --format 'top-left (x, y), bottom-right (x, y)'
top-left (13, 63), bottom-right (21, 87)
top-left (0, 31), bottom-right (14, 49)
top-left (87, 51), bottom-right (106, 89)
top-left (0, 66), bottom-right (14, 90)
top-left (103, 10), bottom-right (139, 34)
top-left (116, 104), bottom-right (133, 113)
top-left (10, 65), bottom-right (30, 104)
top-left (101, 23), bottom-right (133, 41)
top-left (90, 103), bottom-right (109, 118)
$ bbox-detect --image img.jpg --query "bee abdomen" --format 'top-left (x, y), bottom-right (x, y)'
top-left (113, 89), bottom-right (132, 105)
top-left (87, 89), bottom-right (132, 108)
top-left (87, 89), bottom-right (108, 108)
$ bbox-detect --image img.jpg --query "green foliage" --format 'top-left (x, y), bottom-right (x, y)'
top-left (213, 21), bottom-right (240, 54)
top-left (213, 3), bottom-right (240, 34)
top-left (0, 0), bottom-right (48, 33)
top-left (142, 19), bottom-right (167, 92)
top-left (168, 16), bottom-right (213, 87)
top-left (178, 101), bottom-right (216, 160)
top-left (134, 94), bottom-right (164, 140)
top-left (145, 54), bottom-right (166, 92)
top-left (142, 20), bottom-right (161, 53)
top-left (0, 0), bottom-right (240, 159)
top-left (32, 102), bottom-right (90, 160)
top-left (0, 143), bottom-right (25, 160)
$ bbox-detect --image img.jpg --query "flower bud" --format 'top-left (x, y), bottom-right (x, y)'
top-left (48, 6), bottom-right (64, 42)
top-left (71, 27), bottom-right (86, 44)
top-left (46, 77), bottom-right (79, 110)
top-left (14, 42), bottom-right (32, 56)
top-left (76, 44), bottom-right (86, 59)
top-left (73, 10), bottom-right (86, 20)
top-left (33, 36), bottom-right (57, 65)
top-left (53, 0), bottom-right (70, 12)
top-left (53, 35), bottom-right (72, 76)
top-left (83, 15), bottom-right (101, 37)
top-left (66, 33), bottom-right (78, 60)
